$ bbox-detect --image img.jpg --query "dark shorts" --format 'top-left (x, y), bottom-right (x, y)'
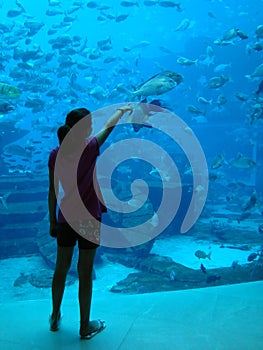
top-left (57, 219), bottom-right (101, 249)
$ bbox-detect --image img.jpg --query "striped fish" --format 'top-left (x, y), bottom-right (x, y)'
top-left (0, 83), bottom-right (20, 98)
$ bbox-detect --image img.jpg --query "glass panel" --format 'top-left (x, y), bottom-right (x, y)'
top-left (0, 0), bottom-right (262, 302)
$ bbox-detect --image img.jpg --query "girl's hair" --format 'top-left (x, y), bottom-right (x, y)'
top-left (57, 108), bottom-right (91, 145)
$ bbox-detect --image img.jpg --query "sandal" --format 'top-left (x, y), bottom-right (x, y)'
top-left (80, 319), bottom-right (106, 340)
top-left (49, 312), bottom-right (61, 332)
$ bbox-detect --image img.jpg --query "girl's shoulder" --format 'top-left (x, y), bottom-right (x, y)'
top-left (48, 146), bottom-right (59, 168)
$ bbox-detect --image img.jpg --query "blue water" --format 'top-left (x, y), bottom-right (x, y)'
top-left (0, 0), bottom-right (262, 283)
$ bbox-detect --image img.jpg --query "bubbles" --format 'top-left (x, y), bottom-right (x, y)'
top-left (54, 102), bottom-right (209, 248)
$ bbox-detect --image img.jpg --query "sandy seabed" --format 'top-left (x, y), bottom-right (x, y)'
top-left (0, 235), bottom-right (260, 302)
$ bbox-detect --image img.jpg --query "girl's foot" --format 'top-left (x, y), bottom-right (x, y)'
top-left (49, 311), bottom-right (61, 331)
top-left (80, 319), bottom-right (106, 339)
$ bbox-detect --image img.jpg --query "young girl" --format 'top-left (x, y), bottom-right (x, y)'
top-left (48, 105), bottom-right (133, 339)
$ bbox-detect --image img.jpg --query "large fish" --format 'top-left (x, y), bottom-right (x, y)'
top-left (0, 83), bottom-right (20, 98)
top-left (131, 71), bottom-right (183, 98)
top-left (129, 99), bottom-right (164, 132)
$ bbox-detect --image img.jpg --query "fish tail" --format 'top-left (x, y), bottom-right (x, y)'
top-left (0, 83), bottom-right (19, 97)
top-left (0, 83), bottom-right (7, 95)
top-left (245, 74), bottom-right (252, 80)
top-left (207, 251), bottom-right (212, 260)
top-left (16, 0), bottom-right (25, 11)
top-left (129, 91), bottom-right (140, 101)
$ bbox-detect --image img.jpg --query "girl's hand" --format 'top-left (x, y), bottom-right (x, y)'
top-left (117, 105), bottom-right (133, 116)
top-left (50, 222), bottom-right (58, 238)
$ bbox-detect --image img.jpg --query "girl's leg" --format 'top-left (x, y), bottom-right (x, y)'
top-left (51, 246), bottom-right (74, 321)
top-left (78, 248), bottom-right (96, 336)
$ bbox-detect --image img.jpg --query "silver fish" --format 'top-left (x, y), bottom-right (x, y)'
top-left (256, 24), bottom-right (263, 38)
top-left (249, 63), bottom-right (263, 78)
top-left (208, 75), bottom-right (229, 89)
top-left (131, 71), bottom-right (183, 98)
top-left (230, 153), bottom-right (256, 169)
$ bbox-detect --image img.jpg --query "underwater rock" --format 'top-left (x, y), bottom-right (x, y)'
top-left (29, 268), bottom-right (76, 288)
top-left (210, 219), bottom-right (229, 240)
top-left (13, 272), bottom-right (31, 287)
top-left (138, 254), bottom-right (193, 276)
top-left (104, 239), bottom-right (155, 268)
top-left (110, 258), bottom-right (263, 294)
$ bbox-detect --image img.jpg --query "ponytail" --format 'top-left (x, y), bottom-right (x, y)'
top-left (57, 125), bottom-right (71, 145)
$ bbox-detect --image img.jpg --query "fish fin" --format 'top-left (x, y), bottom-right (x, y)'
top-left (142, 122), bottom-right (152, 128)
top-left (132, 122), bottom-right (152, 132)
top-left (129, 91), bottom-right (140, 101)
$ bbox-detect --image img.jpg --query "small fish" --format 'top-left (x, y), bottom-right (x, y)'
top-left (211, 153), bottom-right (225, 169)
top-left (214, 39), bottom-right (235, 46)
top-left (143, 0), bottom-right (158, 6)
top-left (46, 9), bottom-right (64, 16)
top-left (256, 80), bottom-right (263, 95)
top-left (0, 83), bottom-right (20, 98)
top-left (230, 153), bottom-right (256, 169)
top-left (216, 94), bottom-right (227, 107)
top-left (208, 11), bottom-right (216, 18)
top-left (247, 252), bottom-right (258, 262)
top-left (97, 36), bottom-right (111, 48)
top-left (200, 264), bottom-right (207, 274)
top-left (235, 92), bottom-right (248, 101)
top-left (258, 224), bottom-right (263, 234)
top-left (13, 272), bottom-right (30, 287)
top-left (214, 63), bottom-right (231, 73)
top-left (209, 172), bottom-right (220, 181)
top-left (159, 1), bottom-right (181, 9)
top-left (115, 14), bottom-right (129, 22)
top-left (231, 260), bottom-right (239, 269)
top-left (187, 105), bottom-right (205, 115)
top-left (242, 190), bottom-right (257, 211)
top-left (177, 56), bottom-right (198, 66)
top-left (198, 96), bottom-right (213, 105)
top-left (120, 1), bottom-right (139, 7)
top-left (86, 1), bottom-right (99, 8)
top-left (206, 275), bottom-right (220, 283)
top-left (253, 42), bottom-right (263, 52)
top-left (256, 24), bottom-right (263, 38)
top-left (7, 3), bottom-right (25, 18)
top-left (174, 18), bottom-right (191, 32)
top-left (0, 100), bottom-right (15, 113)
top-left (247, 63), bottom-right (263, 79)
top-left (131, 41), bottom-right (151, 49)
top-left (237, 212), bottom-right (251, 223)
top-left (236, 29), bottom-right (248, 40)
top-left (208, 75), bottom-right (229, 89)
top-left (0, 192), bottom-right (10, 209)
top-left (169, 269), bottom-right (177, 281)
top-left (159, 46), bottom-right (174, 54)
top-left (249, 103), bottom-right (263, 124)
top-left (89, 86), bottom-right (107, 100)
top-left (222, 28), bottom-right (239, 41)
top-left (195, 250), bottom-right (211, 260)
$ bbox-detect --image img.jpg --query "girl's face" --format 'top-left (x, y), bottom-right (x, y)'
top-left (84, 116), bottom-right (92, 137)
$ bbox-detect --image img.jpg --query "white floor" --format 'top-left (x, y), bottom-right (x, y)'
top-left (0, 281), bottom-right (262, 350)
